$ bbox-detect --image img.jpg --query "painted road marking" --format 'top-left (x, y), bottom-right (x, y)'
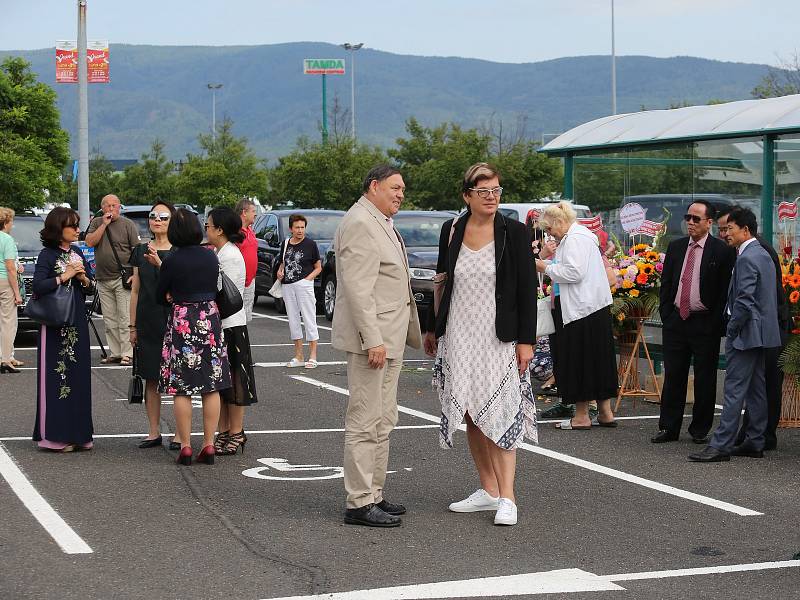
top-left (262, 560), bottom-right (800, 599)
top-left (255, 359), bottom-right (431, 368)
top-left (243, 457), bottom-right (345, 481)
top-left (291, 375), bottom-right (763, 517)
top-left (13, 342), bottom-right (333, 352)
top-left (0, 443), bottom-right (93, 555)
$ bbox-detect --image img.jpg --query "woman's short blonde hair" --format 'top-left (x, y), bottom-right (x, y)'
top-left (462, 162), bottom-right (500, 194)
top-left (0, 207), bottom-right (15, 230)
top-left (541, 201), bottom-right (577, 227)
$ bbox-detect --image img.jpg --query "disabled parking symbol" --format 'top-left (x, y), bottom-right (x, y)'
top-left (242, 458), bottom-right (412, 481)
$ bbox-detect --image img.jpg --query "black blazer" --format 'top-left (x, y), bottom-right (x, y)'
top-left (659, 235), bottom-right (736, 336)
top-left (425, 212), bottom-right (538, 344)
top-left (757, 236), bottom-right (790, 335)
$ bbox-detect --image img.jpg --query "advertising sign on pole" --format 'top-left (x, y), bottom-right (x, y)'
top-left (55, 40), bottom-right (109, 83)
top-left (303, 58), bottom-right (345, 75)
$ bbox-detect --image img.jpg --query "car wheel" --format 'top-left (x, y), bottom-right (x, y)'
top-left (324, 276), bottom-right (336, 322)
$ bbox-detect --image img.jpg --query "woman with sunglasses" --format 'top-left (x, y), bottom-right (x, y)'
top-left (129, 202), bottom-right (182, 449)
top-left (32, 207), bottom-right (95, 452)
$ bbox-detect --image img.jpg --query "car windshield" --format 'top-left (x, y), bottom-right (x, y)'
top-left (280, 215), bottom-right (342, 240)
top-left (10, 218), bottom-right (43, 253)
top-left (394, 215), bottom-right (451, 247)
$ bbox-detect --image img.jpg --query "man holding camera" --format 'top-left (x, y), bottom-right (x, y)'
top-left (85, 194), bottom-right (140, 365)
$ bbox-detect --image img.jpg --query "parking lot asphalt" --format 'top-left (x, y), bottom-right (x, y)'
top-left (1, 301), bottom-right (799, 600)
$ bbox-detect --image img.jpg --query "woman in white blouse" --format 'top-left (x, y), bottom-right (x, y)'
top-left (535, 202), bottom-right (618, 430)
top-left (206, 207), bottom-right (258, 454)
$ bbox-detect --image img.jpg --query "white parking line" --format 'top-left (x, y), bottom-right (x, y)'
top-left (12, 342), bottom-right (332, 352)
top-left (261, 560), bottom-right (800, 599)
top-left (0, 443), bottom-right (93, 554)
top-left (252, 311), bottom-right (334, 331)
top-left (290, 375), bottom-right (763, 517)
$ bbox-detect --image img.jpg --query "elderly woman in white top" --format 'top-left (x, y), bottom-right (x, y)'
top-left (206, 207), bottom-right (258, 455)
top-left (535, 202), bottom-right (618, 430)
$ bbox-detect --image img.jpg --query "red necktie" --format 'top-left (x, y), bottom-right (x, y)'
top-left (679, 242), bottom-right (698, 320)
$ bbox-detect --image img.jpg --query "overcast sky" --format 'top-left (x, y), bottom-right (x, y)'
top-left (2, 0), bottom-right (797, 66)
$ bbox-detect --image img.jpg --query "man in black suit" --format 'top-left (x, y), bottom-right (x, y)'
top-left (652, 200), bottom-right (736, 444)
top-left (717, 207), bottom-right (789, 451)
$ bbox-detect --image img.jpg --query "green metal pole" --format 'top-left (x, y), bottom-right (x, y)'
top-left (563, 153), bottom-right (574, 199)
top-left (762, 135), bottom-right (775, 244)
top-left (321, 73), bottom-right (328, 145)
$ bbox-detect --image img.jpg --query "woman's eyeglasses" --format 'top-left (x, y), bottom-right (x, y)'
top-left (149, 212), bottom-right (171, 222)
top-left (469, 186), bottom-right (504, 199)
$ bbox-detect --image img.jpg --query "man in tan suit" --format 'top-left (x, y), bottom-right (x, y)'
top-left (333, 165), bottom-right (422, 528)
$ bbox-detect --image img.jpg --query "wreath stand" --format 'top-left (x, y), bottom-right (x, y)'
top-left (615, 316), bottom-right (661, 412)
top-left (779, 376), bottom-right (800, 428)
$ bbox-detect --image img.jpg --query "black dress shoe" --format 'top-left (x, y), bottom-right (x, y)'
top-left (688, 446), bottom-right (730, 462)
top-left (691, 435), bottom-right (710, 445)
top-left (651, 430), bottom-right (678, 443)
top-left (376, 499), bottom-right (406, 515)
top-left (138, 436), bottom-right (163, 449)
top-left (344, 503), bottom-right (401, 528)
top-left (731, 443), bottom-right (764, 458)
top-left (764, 441), bottom-right (777, 451)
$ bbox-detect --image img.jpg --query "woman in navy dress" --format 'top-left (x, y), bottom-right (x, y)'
top-left (32, 207), bottom-right (95, 452)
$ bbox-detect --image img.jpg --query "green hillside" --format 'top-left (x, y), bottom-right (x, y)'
top-left (0, 42), bottom-right (772, 161)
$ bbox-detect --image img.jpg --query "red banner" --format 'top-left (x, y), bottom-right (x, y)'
top-left (526, 208), bottom-right (541, 223)
top-left (577, 215), bottom-right (603, 232)
top-left (55, 40), bottom-right (109, 83)
top-left (778, 201), bottom-right (798, 221)
top-left (635, 220), bottom-right (664, 237)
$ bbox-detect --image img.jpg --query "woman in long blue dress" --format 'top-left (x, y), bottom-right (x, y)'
top-left (32, 207), bottom-right (95, 452)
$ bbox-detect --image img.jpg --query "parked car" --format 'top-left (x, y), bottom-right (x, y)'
top-left (321, 210), bottom-right (455, 322)
top-left (95, 205), bottom-right (202, 242)
top-left (252, 209), bottom-right (345, 313)
top-left (498, 201), bottom-right (592, 222)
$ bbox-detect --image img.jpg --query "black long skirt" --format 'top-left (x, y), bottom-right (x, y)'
top-left (551, 296), bottom-right (618, 404)
top-left (220, 325), bottom-right (258, 406)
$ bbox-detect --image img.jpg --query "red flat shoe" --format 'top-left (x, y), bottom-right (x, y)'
top-left (176, 446), bottom-right (192, 465)
top-left (196, 445), bottom-right (215, 465)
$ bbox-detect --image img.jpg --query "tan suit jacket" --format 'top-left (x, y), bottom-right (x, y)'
top-left (332, 196), bottom-right (422, 358)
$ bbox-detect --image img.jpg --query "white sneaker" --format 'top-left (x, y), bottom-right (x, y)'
top-left (448, 489), bottom-right (500, 513)
top-left (494, 498), bottom-right (518, 526)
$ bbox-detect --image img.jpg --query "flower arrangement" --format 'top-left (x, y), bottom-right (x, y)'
top-left (777, 256), bottom-right (800, 378)
top-left (608, 236), bottom-right (666, 329)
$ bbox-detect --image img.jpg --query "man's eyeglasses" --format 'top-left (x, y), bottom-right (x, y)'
top-left (149, 212), bottom-right (171, 222)
top-left (470, 186), bottom-right (504, 199)
top-left (683, 214), bottom-right (705, 224)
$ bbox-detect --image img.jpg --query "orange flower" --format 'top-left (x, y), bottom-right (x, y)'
top-left (791, 291), bottom-right (800, 304)
top-left (629, 289), bottom-right (640, 298)
top-left (641, 264), bottom-right (655, 275)
top-left (636, 273), bottom-right (649, 285)
top-left (790, 275), bottom-right (800, 288)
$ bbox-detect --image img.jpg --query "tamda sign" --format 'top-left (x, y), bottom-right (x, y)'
top-left (303, 58), bottom-right (345, 75)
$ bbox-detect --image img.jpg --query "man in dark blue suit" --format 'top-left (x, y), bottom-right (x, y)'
top-left (690, 207), bottom-right (782, 462)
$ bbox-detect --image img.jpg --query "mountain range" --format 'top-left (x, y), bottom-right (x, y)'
top-left (0, 42), bottom-right (773, 162)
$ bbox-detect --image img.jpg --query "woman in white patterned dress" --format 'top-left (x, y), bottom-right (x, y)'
top-left (424, 163), bottom-right (538, 526)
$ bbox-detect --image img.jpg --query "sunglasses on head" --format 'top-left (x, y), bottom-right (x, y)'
top-left (148, 212), bottom-right (171, 221)
top-left (683, 214), bottom-right (705, 224)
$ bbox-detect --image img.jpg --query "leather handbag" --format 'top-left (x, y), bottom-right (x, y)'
top-left (268, 238), bottom-right (291, 299)
top-left (24, 284), bottom-right (76, 328)
top-left (432, 216), bottom-right (459, 316)
top-left (216, 269), bottom-right (243, 319)
top-left (127, 347), bottom-right (144, 404)
top-left (536, 274), bottom-right (555, 338)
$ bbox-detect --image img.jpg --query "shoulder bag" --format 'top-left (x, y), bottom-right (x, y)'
top-left (268, 238), bottom-right (291, 299)
top-left (432, 216), bottom-right (460, 315)
top-left (127, 347), bottom-right (144, 404)
top-left (536, 272), bottom-right (555, 338)
top-left (105, 224), bottom-right (133, 291)
top-left (216, 268), bottom-right (244, 320)
top-left (24, 283), bottom-right (76, 328)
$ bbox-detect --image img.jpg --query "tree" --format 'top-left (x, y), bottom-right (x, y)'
top-left (269, 136), bottom-right (388, 210)
top-left (0, 57), bottom-right (69, 212)
top-left (751, 51), bottom-right (800, 99)
top-left (48, 150), bottom-right (122, 213)
top-left (491, 141), bottom-right (563, 203)
top-left (176, 117), bottom-right (268, 209)
top-left (118, 140), bottom-right (177, 205)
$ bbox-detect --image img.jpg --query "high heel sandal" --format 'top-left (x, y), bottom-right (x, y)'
top-left (217, 430), bottom-right (247, 456)
top-left (0, 363), bottom-right (21, 374)
top-left (214, 430), bottom-right (230, 453)
top-left (176, 446), bottom-right (192, 465)
top-left (196, 445), bottom-right (215, 465)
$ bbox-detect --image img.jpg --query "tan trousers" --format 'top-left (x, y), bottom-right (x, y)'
top-left (0, 277), bottom-right (17, 363)
top-left (344, 352), bottom-right (403, 509)
top-left (97, 278), bottom-right (132, 359)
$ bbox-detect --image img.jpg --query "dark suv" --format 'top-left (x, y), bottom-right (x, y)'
top-left (12, 214), bottom-right (45, 329)
top-left (321, 210), bottom-right (454, 322)
top-left (252, 209), bottom-right (345, 312)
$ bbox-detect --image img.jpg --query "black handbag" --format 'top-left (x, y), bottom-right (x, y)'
top-left (127, 347), bottom-right (143, 404)
top-left (24, 284), bottom-right (76, 328)
top-left (216, 269), bottom-right (243, 319)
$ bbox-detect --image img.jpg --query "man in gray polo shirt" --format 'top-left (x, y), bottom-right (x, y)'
top-left (85, 194), bottom-right (140, 365)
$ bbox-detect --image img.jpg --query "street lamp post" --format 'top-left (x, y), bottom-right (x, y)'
top-left (207, 83), bottom-right (223, 141)
top-left (611, 0), bottom-right (617, 115)
top-left (340, 42), bottom-right (363, 140)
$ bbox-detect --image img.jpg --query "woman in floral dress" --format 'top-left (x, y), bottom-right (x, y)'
top-left (32, 208), bottom-right (95, 452)
top-left (157, 208), bottom-right (231, 466)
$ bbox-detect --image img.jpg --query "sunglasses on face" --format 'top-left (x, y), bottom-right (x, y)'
top-left (683, 214), bottom-right (706, 224)
top-left (149, 212), bottom-right (171, 222)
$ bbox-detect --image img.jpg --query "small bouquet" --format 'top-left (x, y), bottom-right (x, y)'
top-left (609, 243), bottom-right (665, 327)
